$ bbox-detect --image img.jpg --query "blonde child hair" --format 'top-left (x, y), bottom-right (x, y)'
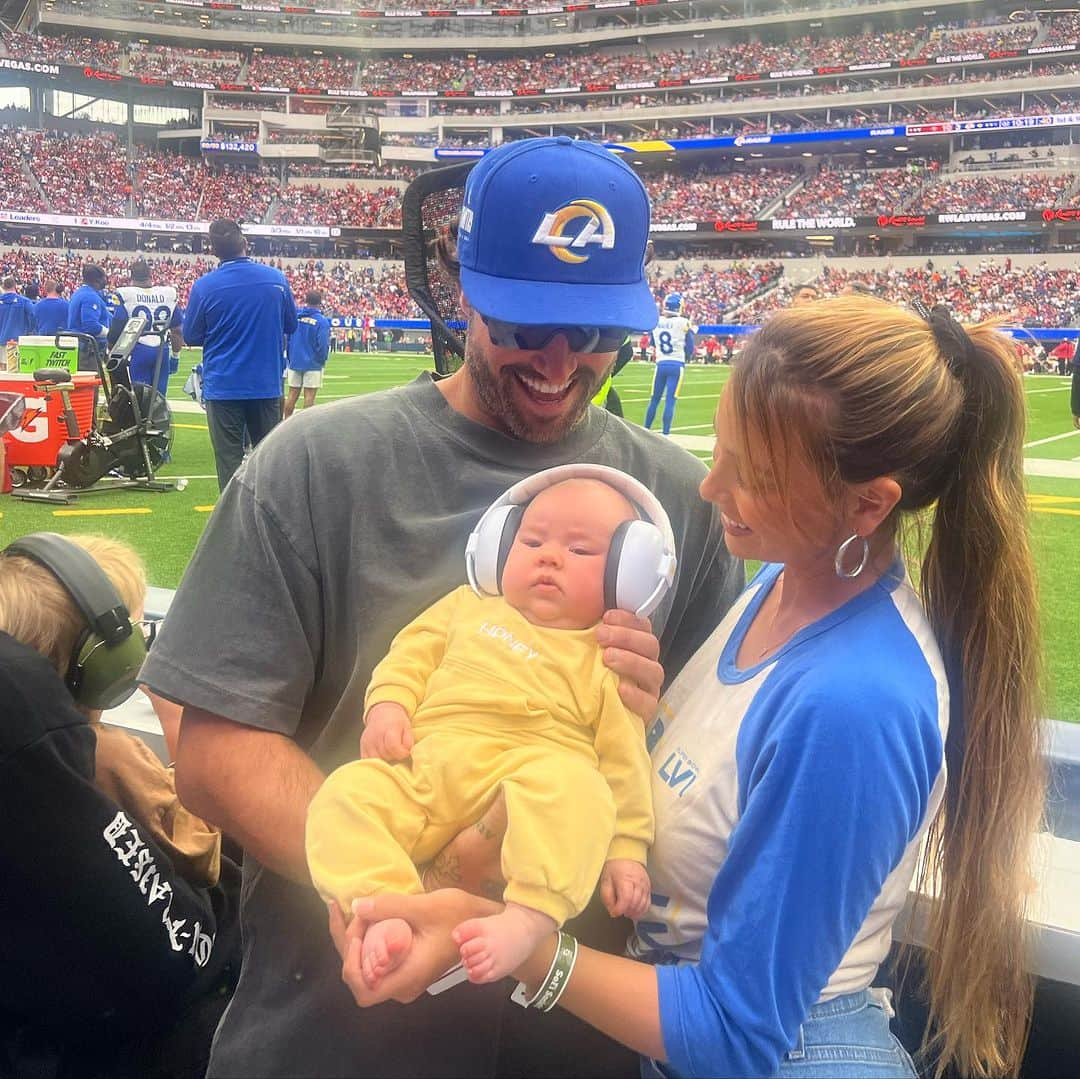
top-left (0, 534), bottom-right (147, 680)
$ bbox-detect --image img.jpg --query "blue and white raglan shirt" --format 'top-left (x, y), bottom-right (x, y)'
top-left (629, 562), bottom-right (948, 1078)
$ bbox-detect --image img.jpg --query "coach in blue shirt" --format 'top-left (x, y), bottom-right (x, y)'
top-left (34, 281), bottom-right (69, 338)
top-left (283, 290), bottom-right (331, 419)
top-left (183, 219), bottom-right (298, 491)
top-left (0, 276), bottom-right (37, 342)
top-left (68, 264), bottom-right (113, 371)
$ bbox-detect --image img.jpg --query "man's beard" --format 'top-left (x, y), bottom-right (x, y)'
top-left (464, 341), bottom-right (607, 444)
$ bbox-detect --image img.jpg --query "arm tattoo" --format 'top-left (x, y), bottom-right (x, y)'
top-left (474, 819), bottom-right (499, 841)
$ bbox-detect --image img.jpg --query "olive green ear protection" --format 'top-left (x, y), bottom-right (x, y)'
top-left (4, 532), bottom-right (147, 710)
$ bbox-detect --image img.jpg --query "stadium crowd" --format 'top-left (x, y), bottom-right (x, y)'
top-left (922, 23), bottom-right (1038, 56)
top-left (646, 167), bottom-right (799, 223)
top-left (781, 165), bottom-right (935, 218)
top-left (274, 184), bottom-right (403, 228)
top-left (209, 96), bottom-right (286, 113)
top-left (287, 161), bottom-right (417, 181)
top-left (19, 129), bottom-right (132, 216)
top-left (247, 53), bottom-right (358, 90)
top-left (4, 244), bottom-right (1074, 329)
top-left (0, 248), bottom-right (785, 322)
top-left (918, 172), bottom-right (1077, 213)
top-left (2, 127), bottom-right (1075, 228)
top-left (127, 43), bottom-right (244, 83)
top-left (4, 13), bottom-right (1074, 99)
top-left (1044, 13), bottom-right (1080, 44)
top-left (738, 261), bottom-right (1080, 327)
top-left (0, 130), bottom-right (48, 212)
top-left (198, 168), bottom-right (278, 223)
top-left (651, 261), bottom-right (785, 323)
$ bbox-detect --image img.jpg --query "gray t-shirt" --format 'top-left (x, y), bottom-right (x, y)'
top-left (143, 373), bottom-right (742, 1077)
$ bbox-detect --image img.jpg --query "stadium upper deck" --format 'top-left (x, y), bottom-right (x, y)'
top-left (8, 10), bottom-right (1080, 102)
top-left (29, 0), bottom-right (1080, 48)
top-left (0, 3), bottom-right (1076, 257)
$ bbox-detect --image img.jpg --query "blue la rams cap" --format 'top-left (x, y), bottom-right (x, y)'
top-left (457, 137), bottom-right (658, 332)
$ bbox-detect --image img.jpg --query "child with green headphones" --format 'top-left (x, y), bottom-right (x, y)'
top-left (0, 532), bottom-right (221, 888)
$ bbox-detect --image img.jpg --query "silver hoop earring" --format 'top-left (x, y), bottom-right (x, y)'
top-left (834, 534), bottom-right (870, 579)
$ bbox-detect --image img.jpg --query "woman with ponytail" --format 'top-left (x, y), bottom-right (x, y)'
top-left (338, 294), bottom-right (1044, 1079)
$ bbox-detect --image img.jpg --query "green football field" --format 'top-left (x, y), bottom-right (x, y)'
top-left (2, 351), bottom-right (1078, 722)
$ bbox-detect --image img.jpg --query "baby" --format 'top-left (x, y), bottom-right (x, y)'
top-left (307, 476), bottom-right (657, 986)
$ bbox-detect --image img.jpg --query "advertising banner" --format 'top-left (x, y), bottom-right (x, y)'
top-left (0, 210), bottom-right (331, 238)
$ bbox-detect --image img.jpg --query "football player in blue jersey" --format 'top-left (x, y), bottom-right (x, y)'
top-left (644, 293), bottom-right (695, 436)
top-left (113, 260), bottom-right (184, 396)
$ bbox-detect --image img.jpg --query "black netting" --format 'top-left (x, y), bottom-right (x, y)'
top-left (401, 160), bottom-right (476, 374)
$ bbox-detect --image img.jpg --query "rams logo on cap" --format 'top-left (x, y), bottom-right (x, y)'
top-left (531, 200), bottom-right (616, 264)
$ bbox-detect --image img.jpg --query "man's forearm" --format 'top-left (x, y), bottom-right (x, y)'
top-left (176, 707), bottom-right (325, 884)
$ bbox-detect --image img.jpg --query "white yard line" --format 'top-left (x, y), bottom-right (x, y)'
top-left (670, 434), bottom-right (716, 452)
top-left (1025, 431), bottom-right (1080, 449)
top-left (1024, 459), bottom-right (1080, 481)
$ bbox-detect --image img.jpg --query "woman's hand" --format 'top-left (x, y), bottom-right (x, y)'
top-left (597, 610), bottom-right (664, 721)
top-left (328, 890), bottom-right (500, 1006)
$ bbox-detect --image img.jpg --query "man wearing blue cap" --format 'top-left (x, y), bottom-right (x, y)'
top-left (142, 136), bottom-right (741, 1078)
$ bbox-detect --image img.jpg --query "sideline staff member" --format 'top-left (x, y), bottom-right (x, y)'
top-left (0, 276), bottom-right (36, 341)
top-left (183, 219), bottom-right (298, 491)
top-left (34, 281), bottom-right (68, 338)
top-left (142, 136), bottom-right (743, 1078)
top-left (68, 264), bottom-right (113, 371)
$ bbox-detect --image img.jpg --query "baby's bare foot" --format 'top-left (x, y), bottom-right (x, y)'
top-left (360, 917), bottom-right (413, 988)
top-left (453, 902), bottom-right (556, 984)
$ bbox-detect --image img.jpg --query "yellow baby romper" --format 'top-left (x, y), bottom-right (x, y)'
top-left (307, 586), bottom-right (654, 925)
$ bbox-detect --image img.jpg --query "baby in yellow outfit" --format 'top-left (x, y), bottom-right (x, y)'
top-left (306, 477), bottom-right (655, 986)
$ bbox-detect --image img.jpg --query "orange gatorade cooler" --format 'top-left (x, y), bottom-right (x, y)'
top-left (0, 372), bottom-right (100, 472)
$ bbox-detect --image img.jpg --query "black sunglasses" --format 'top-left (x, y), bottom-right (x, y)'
top-left (480, 314), bottom-right (628, 355)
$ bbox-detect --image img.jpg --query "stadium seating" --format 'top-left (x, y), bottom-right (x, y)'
top-left (737, 263), bottom-right (1080, 328)
top-left (274, 184), bottom-right (403, 228)
top-left (4, 16), bottom-right (1074, 104)
top-left (647, 168), bottom-right (799, 223)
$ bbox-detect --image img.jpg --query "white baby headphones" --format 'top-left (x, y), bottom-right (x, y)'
top-left (464, 463), bottom-right (677, 619)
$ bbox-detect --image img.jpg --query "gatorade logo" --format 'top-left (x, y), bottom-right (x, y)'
top-left (531, 200), bottom-right (615, 264)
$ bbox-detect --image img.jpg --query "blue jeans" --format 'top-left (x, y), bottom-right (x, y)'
top-left (641, 988), bottom-right (917, 1078)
